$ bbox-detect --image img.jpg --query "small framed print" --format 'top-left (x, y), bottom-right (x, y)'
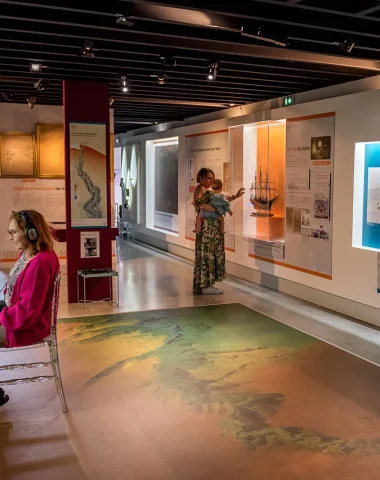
top-left (0, 132), bottom-right (35, 177)
top-left (37, 124), bottom-right (65, 178)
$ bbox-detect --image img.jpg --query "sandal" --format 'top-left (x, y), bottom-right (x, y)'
top-left (0, 388), bottom-right (9, 406)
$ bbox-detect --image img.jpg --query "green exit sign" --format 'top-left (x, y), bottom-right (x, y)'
top-left (283, 95), bottom-right (295, 107)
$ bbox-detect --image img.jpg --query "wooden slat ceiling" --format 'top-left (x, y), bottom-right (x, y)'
top-left (1, 0), bottom-right (380, 132)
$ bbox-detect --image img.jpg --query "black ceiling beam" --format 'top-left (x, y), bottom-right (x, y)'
top-left (0, 46), bottom-right (341, 83)
top-left (0, 32), bottom-right (369, 78)
top-left (0, 64), bottom-right (313, 93)
top-left (0, 15), bottom-right (377, 72)
top-left (0, 53), bottom-right (326, 86)
top-left (126, 0), bottom-right (380, 33)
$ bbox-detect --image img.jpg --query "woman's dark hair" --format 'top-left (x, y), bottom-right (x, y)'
top-left (196, 168), bottom-right (215, 183)
top-left (11, 210), bottom-right (54, 254)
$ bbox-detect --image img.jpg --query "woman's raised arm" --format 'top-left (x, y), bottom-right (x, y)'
top-left (225, 188), bottom-right (245, 202)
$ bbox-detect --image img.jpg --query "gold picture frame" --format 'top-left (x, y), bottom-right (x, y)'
top-left (37, 124), bottom-right (65, 178)
top-left (0, 132), bottom-right (36, 178)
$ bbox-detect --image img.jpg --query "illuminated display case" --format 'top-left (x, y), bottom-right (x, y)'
top-left (230, 120), bottom-right (286, 243)
top-left (353, 141), bottom-right (380, 251)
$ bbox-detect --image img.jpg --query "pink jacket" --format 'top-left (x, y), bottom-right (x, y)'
top-left (0, 250), bottom-right (60, 348)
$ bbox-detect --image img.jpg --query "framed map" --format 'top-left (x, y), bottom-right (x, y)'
top-left (37, 124), bottom-right (65, 178)
top-left (0, 132), bottom-right (35, 177)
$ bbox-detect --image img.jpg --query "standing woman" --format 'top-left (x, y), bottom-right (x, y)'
top-left (193, 168), bottom-right (244, 294)
top-left (0, 210), bottom-right (60, 406)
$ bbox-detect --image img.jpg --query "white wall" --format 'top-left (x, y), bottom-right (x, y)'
top-left (0, 103), bottom-right (63, 131)
top-left (118, 82), bottom-right (380, 327)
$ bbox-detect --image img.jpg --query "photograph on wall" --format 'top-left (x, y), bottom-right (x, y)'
top-left (366, 167), bottom-right (380, 225)
top-left (37, 124), bottom-right (65, 178)
top-left (311, 136), bottom-right (331, 160)
top-left (0, 133), bottom-right (35, 177)
top-left (70, 122), bottom-right (107, 228)
top-left (293, 208), bottom-right (302, 234)
top-left (80, 231), bottom-right (100, 258)
top-left (155, 143), bottom-right (178, 216)
top-left (286, 207), bottom-right (294, 233)
top-left (223, 162), bottom-right (231, 192)
top-left (301, 208), bottom-right (311, 227)
top-left (314, 195), bottom-right (330, 220)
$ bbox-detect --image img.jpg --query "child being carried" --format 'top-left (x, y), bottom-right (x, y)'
top-left (193, 178), bottom-right (233, 234)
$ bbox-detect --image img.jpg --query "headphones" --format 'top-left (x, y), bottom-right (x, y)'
top-left (18, 211), bottom-right (38, 243)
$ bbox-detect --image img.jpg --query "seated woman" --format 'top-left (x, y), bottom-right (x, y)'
top-left (0, 210), bottom-right (60, 406)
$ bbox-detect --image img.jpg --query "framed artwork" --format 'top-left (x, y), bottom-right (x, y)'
top-left (70, 122), bottom-right (107, 228)
top-left (0, 132), bottom-right (35, 177)
top-left (37, 124), bottom-right (65, 178)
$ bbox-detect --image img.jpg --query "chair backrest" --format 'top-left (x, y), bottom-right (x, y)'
top-left (51, 270), bottom-right (61, 329)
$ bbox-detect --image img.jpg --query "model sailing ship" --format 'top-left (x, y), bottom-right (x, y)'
top-left (250, 167), bottom-right (279, 217)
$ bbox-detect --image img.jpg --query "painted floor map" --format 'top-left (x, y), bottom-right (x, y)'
top-left (59, 303), bottom-right (380, 479)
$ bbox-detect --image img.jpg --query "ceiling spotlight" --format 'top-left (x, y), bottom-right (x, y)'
top-left (151, 72), bottom-right (167, 85)
top-left (114, 13), bottom-right (134, 26)
top-left (34, 78), bottom-right (49, 91)
top-left (120, 75), bottom-right (129, 93)
top-left (109, 97), bottom-right (115, 106)
top-left (159, 55), bottom-right (176, 68)
top-left (27, 96), bottom-right (37, 109)
top-left (207, 61), bottom-right (219, 81)
top-left (81, 40), bottom-right (95, 58)
top-left (30, 62), bottom-right (46, 73)
top-left (241, 26), bottom-right (287, 47)
top-left (340, 39), bottom-right (355, 54)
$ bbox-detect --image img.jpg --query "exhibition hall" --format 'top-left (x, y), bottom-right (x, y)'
top-left (2, 1), bottom-right (380, 479)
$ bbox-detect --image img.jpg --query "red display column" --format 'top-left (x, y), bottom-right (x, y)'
top-left (63, 80), bottom-right (113, 303)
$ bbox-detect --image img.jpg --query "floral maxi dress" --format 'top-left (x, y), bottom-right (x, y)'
top-left (193, 191), bottom-right (226, 290)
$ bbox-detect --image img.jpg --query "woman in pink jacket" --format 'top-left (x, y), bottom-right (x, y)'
top-left (0, 210), bottom-right (60, 406)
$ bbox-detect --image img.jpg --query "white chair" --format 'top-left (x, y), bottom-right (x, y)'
top-left (0, 271), bottom-right (67, 413)
top-left (123, 222), bottom-right (136, 242)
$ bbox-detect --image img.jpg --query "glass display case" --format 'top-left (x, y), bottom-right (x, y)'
top-left (230, 119), bottom-right (286, 243)
top-left (353, 141), bottom-right (380, 251)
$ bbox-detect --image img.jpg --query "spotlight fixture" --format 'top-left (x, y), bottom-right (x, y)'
top-left (81, 40), bottom-right (95, 58)
top-left (241, 26), bottom-right (287, 47)
top-left (114, 13), bottom-right (134, 26)
top-left (151, 72), bottom-right (167, 85)
top-left (340, 39), bottom-right (355, 54)
top-left (206, 61), bottom-right (219, 81)
top-left (120, 75), bottom-right (129, 93)
top-left (109, 97), bottom-right (115, 106)
top-left (34, 78), bottom-right (49, 91)
top-left (157, 72), bottom-right (167, 85)
top-left (27, 96), bottom-right (37, 109)
top-left (159, 55), bottom-right (176, 68)
top-left (30, 62), bottom-right (46, 73)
